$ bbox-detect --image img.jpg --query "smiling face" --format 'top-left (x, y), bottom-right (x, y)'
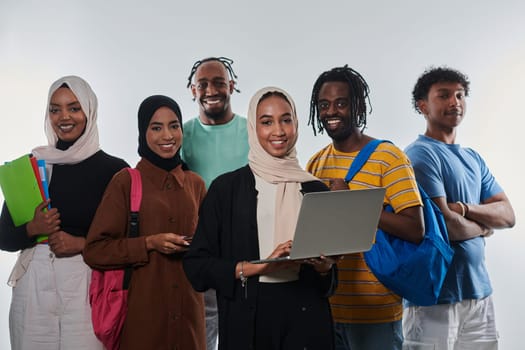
top-left (145, 106), bottom-right (182, 159)
top-left (417, 81), bottom-right (466, 132)
top-left (48, 87), bottom-right (87, 142)
top-left (317, 81), bottom-right (356, 142)
top-left (191, 60), bottom-right (234, 124)
top-left (255, 94), bottom-right (296, 158)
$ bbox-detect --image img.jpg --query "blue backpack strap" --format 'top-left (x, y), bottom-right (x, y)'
top-left (345, 139), bottom-right (391, 183)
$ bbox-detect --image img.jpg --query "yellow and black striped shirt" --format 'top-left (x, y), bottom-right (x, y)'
top-left (307, 142), bottom-right (422, 323)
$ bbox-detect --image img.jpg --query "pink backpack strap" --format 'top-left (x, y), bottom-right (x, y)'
top-left (126, 168), bottom-right (142, 212)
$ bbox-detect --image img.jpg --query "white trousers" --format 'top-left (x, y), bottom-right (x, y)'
top-left (403, 296), bottom-right (498, 350)
top-left (9, 245), bottom-right (103, 350)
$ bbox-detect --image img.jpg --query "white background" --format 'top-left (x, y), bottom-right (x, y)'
top-left (1, 0), bottom-right (523, 348)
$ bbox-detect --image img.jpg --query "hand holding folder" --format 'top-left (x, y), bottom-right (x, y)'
top-left (0, 154), bottom-right (50, 241)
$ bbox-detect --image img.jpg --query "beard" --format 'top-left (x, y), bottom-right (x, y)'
top-left (199, 97), bottom-right (230, 122)
top-left (326, 127), bottom-right (354, 142)
top-left (322, 117), bottom-right (355, 142)
top-left (203, 108), bottom-right (227, 121)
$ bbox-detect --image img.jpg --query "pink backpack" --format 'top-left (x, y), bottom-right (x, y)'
top-left (89, 168), bottom-right (142, 350)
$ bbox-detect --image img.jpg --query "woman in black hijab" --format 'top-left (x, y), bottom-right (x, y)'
top-left (84, 95), bottom-right (207, 350)
top-left (137, 95), bottom-right (185, 171)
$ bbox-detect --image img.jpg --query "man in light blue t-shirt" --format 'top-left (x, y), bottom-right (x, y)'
top-left (181, 57), bottom-right (248, 350)
top-left (404, 67), bottom-right (515, 350)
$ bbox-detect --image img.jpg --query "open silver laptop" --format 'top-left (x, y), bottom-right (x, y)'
top-left (250, 187), bottom-right (386, 264)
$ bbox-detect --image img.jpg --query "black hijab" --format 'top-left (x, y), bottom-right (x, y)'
top-left (138, 95), bottom-right (184, 171)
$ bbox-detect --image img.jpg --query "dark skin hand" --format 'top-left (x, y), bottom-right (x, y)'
top-left (48, 231), bottom-right (86, 257)
top-left (26, 200), bottom-right (60, 238)
top-left (433, 192), bottom-right (515, 241)
top-left (26, 199), bottom-right (84, 257)
top-left (145, 233), bottom-right (192, 255)
top-left (327, 178), bottom-right (348, 191)
top-left (303, 254), bottom-right (340, 274)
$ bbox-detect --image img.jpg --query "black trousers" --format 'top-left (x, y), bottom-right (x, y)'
top-left (254, 280), bottom-right (334, 350)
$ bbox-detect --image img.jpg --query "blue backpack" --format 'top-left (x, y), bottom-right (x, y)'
top-left (345, 139), bottom-right (454, 306)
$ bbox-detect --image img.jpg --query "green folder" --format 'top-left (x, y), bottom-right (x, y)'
top-left (0, 154), bottom-right (44, 226)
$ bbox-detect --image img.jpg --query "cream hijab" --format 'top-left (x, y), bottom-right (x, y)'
top-left (9, 76), bottom-right (100, 287)
top-left (248, 86), bottom-right (317, 245)
top-left (31, 76), bottom-right (101, 174)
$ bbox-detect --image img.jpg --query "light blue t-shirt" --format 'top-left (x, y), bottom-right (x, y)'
top-left (405, 135), bottom-right (503, 304)
top-left (181, 114), bottom-right (249, 189)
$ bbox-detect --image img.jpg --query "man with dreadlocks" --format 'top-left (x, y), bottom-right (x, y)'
top-left (181, 56), bottom-right (248, 350)
top-left (403, 67), bottom-right (515, 350)
top-left (306, 65), bottom-right (424, 350)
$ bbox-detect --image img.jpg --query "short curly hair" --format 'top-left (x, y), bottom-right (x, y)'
top-left (412, 67), bottom-right (470, 114)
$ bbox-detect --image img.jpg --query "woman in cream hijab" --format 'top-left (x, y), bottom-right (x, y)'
top-left (0, 76), bottom-right (128, 349)
top-left (184, 86), bottom-right (337, 350)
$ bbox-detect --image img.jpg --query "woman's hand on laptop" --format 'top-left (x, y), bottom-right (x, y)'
top-left (258, 240), bottom-right (298, 275)
top-left (305, 255), bottom-right (338, 274)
